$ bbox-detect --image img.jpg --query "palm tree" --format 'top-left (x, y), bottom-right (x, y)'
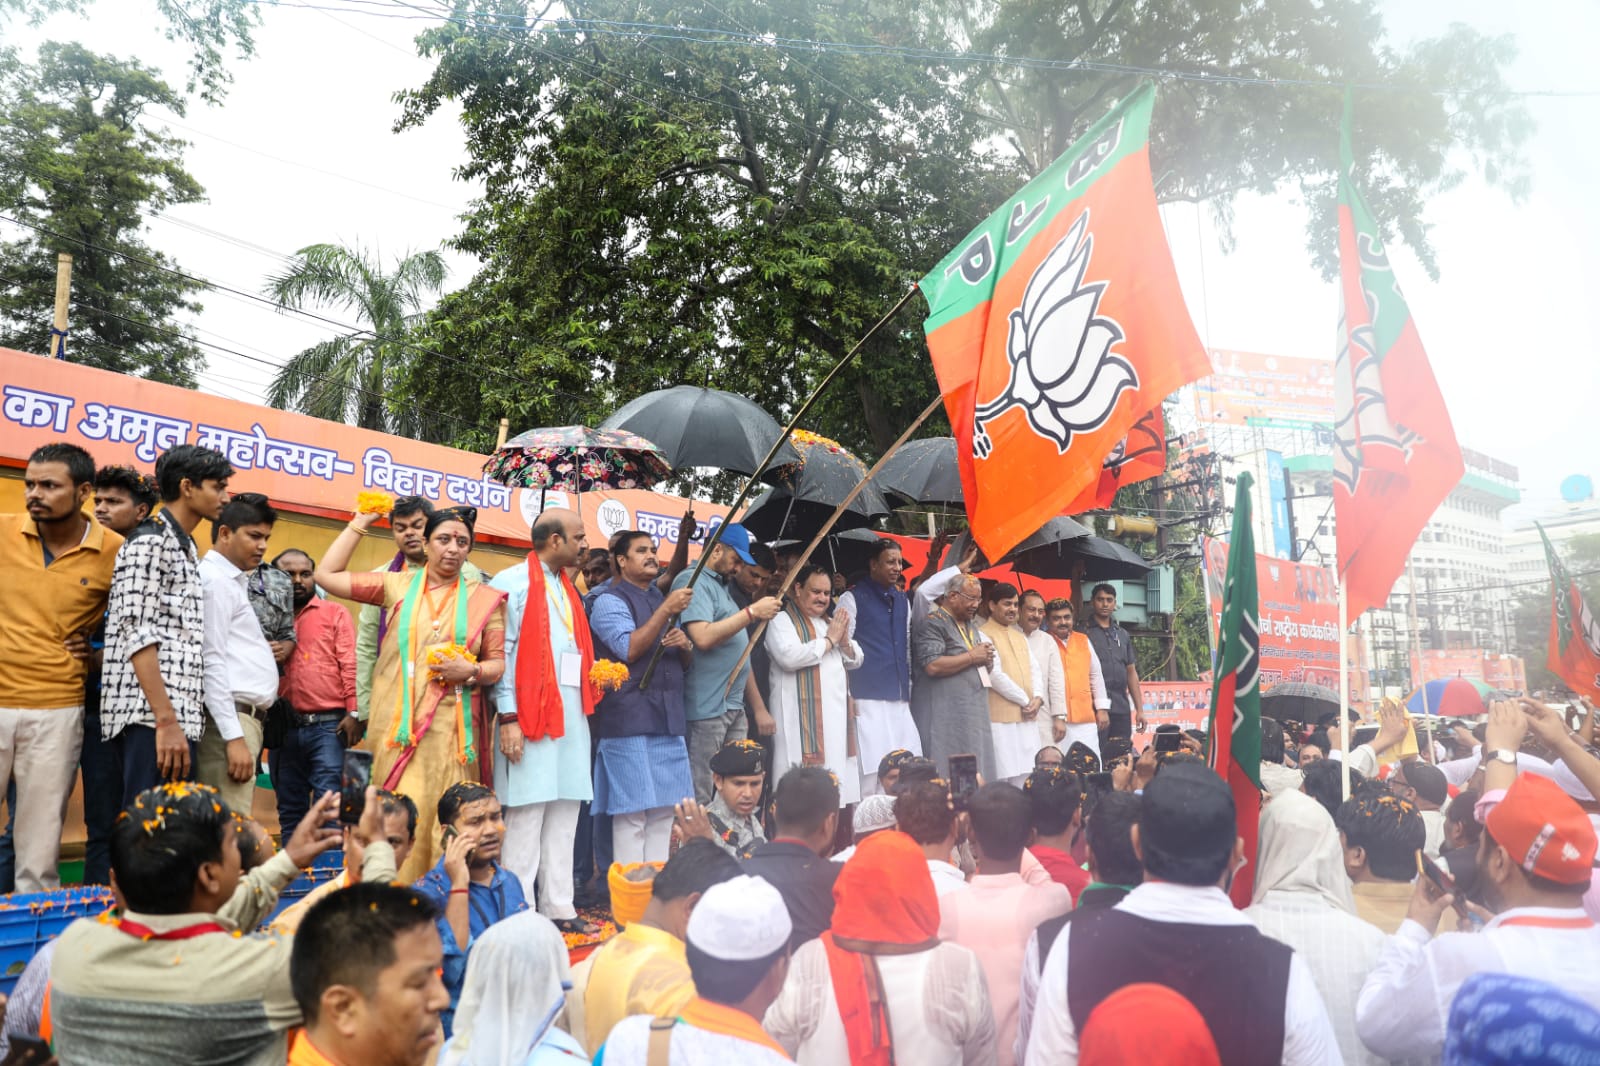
top-left (263, 243), bottom-right (446, 434)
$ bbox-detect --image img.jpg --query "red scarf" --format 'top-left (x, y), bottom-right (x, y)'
top-left (515, 554), bottom-right (597, 741)
top-left (823, 831), bottom-right (941, 1066)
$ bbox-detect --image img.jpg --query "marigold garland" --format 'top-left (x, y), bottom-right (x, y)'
top-left (426, 643), bottom-right (478, 675)
top-left (589, 659), bottom-right (630, 691)
top-left (356, 490), bottom-right (396, 515)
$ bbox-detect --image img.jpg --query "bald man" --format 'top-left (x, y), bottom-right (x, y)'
top-left (489, 508), bottom-right (598, 935)
top-left (911, 573), bottom-right (1016, 782)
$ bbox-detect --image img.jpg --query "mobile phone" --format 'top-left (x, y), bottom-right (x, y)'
top-left (340, 748), bottom-right (373, 825)
top-left (1417, 853), bottom-right (1470, 919)
top-left (3, 1035), bottom-right (52, 1065)
top-left (1153, 731), bottom-right (1183, 754)
top-left (1085, 771), bottom-right (1113, 792)
top-left (948, 754), bottom-right (980, 811)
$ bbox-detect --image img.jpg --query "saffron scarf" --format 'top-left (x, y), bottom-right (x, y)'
top-left (514, 555), bottom-right (597, 741)
top-left (823, 831), bottom-right (941, 1066)
top-left (677, 997), bottom-right (792, 1059)
top-left (389, 569), bottom-right (477, 763)
top-left (782, 598), bottom-right (826, 764)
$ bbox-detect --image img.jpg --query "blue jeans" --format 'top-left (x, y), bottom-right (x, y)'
top-left (0, 780), bottom-right (14, 893)
top-left (270, 720), bottom-right (344, 839)
top-left (80, 710), bottom-right (123, 885)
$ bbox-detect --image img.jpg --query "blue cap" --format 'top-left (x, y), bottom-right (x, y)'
top-left (718, 522), bottom-right (758, 566)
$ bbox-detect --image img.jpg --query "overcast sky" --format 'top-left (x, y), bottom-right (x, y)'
top-left (11, 0), bottom-right (1598, 525)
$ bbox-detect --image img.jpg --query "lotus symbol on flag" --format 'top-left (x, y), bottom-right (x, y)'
top-left (972, 209), bottom-right (1138, 459)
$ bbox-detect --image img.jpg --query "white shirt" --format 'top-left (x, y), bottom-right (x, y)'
top-left (1356, 906), bottom-right (1600, 1061)
top-left (764, 935), bottom-right (997, 1066)
top-left (1025, 881), bottom-right (1343, 1066)
top-left (928, 859), bottom-right (967, 897)
top-left (1245, 890), bottom-right (1388, 1066)
top-left (1024, 628), bottom-right (1067, 720)
top-left (912, 566), bottom-right (963, 627)
top-left (198, 551), bottom-right (280, 742)
top-left (603, 1012), bottom-right (792, 1066)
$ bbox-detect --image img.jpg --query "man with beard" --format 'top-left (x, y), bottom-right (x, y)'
top-left (0, 443), bottom-right (122, 891)
top-left (1046, 598), bottom-right (1109, 762)
top-left (353, 496), bottom-right (481, 742)
top-left (273, 548), bottom-right (358, 837)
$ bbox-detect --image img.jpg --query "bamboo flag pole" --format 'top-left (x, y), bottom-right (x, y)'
top-left (720, 393), bottom-right (945, 700)
top-left (1339, 574), bottom-right (1352, 801)
top-left (639, 285), bottom-right (922, 689)
top-left (1407, 559), bottom-right (1435, 761)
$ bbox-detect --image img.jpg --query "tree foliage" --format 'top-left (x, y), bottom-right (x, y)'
top-left (0, 42), bottom-right (206, 384)
top-left (264, 242), bottom-right (450, 436)
top-left (0, 0), bottom-right (260, 103)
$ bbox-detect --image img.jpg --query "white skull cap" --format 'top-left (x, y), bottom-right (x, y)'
top-left (853, 793), bottom-right (899, 835)
top-left (685, 874), bottom-right (792, 961)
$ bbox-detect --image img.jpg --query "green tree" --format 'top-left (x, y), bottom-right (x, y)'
top-left (264, 243), bottom-right (448, 436)
top-left (0, 42), bottom-right (206, 385)
top-left (1, 0), bottom-right (260, 103)
top-left (395, 0), bottom-right (1528, 453)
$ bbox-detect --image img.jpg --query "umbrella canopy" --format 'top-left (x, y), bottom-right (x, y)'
top-left (1406, 677), bottom-right (1493, 717)
top-left (740, 486), bottom-right (886, 542)
top-left (819, 528), bottom-right (890, 577)
top-left (600, 385), bottom-right (800, 477)
top-left (872, 436), bottom-right (962, 507)
top-left (1067, 535), bottom-right (1153, 581)
top-left (1260, 682), bottom-right (1341, 726)
top-left (774, 429), bottom-right (892, 516)
top-left (950, 517), bottom-right (1099, 581)
top-left (483, 425), bottom-right (671, 492)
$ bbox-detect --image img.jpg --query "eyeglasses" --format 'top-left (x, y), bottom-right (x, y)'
top-left (947, 588), bottom-right (979, 602)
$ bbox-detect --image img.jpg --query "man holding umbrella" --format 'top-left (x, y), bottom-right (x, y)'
top-left (836, 539), bottom-right (923, 794)
top-left (673, 524), bottom-right (782, 805)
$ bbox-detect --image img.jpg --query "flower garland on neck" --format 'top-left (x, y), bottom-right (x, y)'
top-left (389, 567), bottom-right (476, 763)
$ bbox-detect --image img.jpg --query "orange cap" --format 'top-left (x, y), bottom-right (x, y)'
top-left (1485, 773), bottom-right (1598, 886)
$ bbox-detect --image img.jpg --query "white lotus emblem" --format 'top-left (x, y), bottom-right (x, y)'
top-left (973, 209), bottom-right (1138, 458)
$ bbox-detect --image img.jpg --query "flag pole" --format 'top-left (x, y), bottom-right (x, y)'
top-left (719, 394), bottom-right (944, 699)
top-left (1407, 559), bottom-right (1435, 761)
top-left (638, 285), bottom-right (921, 688)
top-left (1338, 573), bottom-right (1352, 801)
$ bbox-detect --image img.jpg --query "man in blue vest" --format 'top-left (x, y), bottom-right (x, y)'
top-left (836, 539), bottom-right (922, 795)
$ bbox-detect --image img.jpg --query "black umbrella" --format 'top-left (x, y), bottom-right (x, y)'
top-left (740, 486), bottom-right (887, 542)
top-left (775, 430), bottom-right (892, 516)
top-left (821, 528), bottom-right (889, 577)
top-left (1260, 682), bottom-right (1341, 725)
top-left (600, 385), bottom-right (800, 477)
top-left (1067, 535), bottom-right (1153, 581)
top-left (872, 436), bottom-right (963, 506)
top-left (949, 517), bottom-right (1092, 579)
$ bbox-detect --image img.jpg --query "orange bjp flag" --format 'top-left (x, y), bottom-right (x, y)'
top-left (1332, 93), bottom-right (1463, 617)
top-left (919, 83), bottom-right (1208, 560)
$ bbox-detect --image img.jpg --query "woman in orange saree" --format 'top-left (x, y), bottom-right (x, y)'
top-left (316, 505), bottom-right (507, 880)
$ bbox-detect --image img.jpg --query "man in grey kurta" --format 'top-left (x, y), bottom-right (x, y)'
top-left (911, 574), bottom-right (1001, 781)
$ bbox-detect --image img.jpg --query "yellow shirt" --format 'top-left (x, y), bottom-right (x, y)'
top-left (0, 514), bottom-right (122, 708)
top-left (580, 922), bottom-right (695, 1052)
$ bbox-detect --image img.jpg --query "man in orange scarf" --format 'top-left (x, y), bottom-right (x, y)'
top-left (597, 875), bottom-right (795, 1064)
top-left (765, 830), bottom-right (998, 1064)
top-left (490, 508), bottom-right (600, 936)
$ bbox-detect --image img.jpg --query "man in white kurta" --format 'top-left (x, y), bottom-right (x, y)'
top-left (491, 508), bottom-right (594, 930)
top-left (1045, 598), bottom-right (1109, 762)
top-left (837, 540), bottom-right (921, 796)
top-left (1019, 591), bottom-right (1067, 753)
top-left (766, 567), bottom-right (863, 806)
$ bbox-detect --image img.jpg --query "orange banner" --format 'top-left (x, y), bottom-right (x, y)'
top-left (1195, 348), bottom-right (1336, 427)
top-left (1201, 535), bottom-right (1369, 701)
top-left (1410, 649), bottom-right (1527, 694)
top-left (0, 349), bottom-right (728, 552)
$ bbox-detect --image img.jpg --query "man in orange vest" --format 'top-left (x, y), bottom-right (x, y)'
top-left (1044, 599), bottom-right (1109, 761)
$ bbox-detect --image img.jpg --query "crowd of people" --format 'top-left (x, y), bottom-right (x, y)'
top-left (3, 438), bottom-right (1600, 1064)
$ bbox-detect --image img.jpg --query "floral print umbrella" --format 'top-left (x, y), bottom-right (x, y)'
top-left (483, 425), bottom-right (672, 493)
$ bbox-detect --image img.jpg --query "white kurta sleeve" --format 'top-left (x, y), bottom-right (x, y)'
top-left (1356, 921), bottom-right (1448, 1061)
top-left (837, 591), bottom-right (859, 641)
top-left (840, 636), bottom-right (864, 672)
top-left (1024, 925), bottom-right (1078, 1064)
top-left (984, 633), bottom-right (1031, 707)
top-left (766, 612), bottom-right (829, 671)
top-left (1281, 953), bottom-right (1345, 1066)
top-left (1040, 637), bottom-right (1066, 719)
top-left (762, 938), bottom-right (828, 1055)
top-left (1015, 930), bottom-right (1043, 1063)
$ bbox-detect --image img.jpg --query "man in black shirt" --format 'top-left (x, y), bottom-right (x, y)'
top-left (1082, 583), bottom-right (1144, 743)
top-left (741, 765), bottom-right (840, 950)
